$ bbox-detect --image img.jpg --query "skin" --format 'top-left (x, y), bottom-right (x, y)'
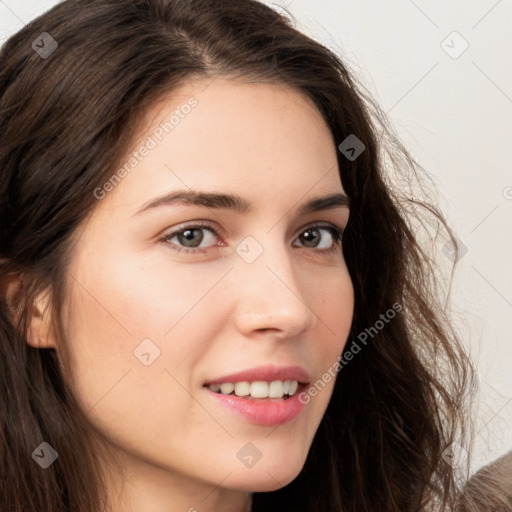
top-left (30, 77), bottom-right (354, 512)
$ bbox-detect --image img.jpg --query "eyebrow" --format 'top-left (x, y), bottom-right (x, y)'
top-left (134, 189), bottom-right (350, 217)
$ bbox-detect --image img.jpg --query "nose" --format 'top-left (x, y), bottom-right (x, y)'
top-left (230, 235), bottom-right (317, 339)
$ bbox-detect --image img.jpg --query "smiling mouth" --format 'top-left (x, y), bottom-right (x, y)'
top-left (204, 380), bottom-right (306, 400)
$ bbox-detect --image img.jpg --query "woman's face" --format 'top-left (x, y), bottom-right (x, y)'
top-left (56, 78), bottom-right (354, 506)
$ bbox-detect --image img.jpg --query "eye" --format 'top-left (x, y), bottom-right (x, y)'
top-left (292, 224), bottom-right (344, 254)
top-left (159, 221), bottom-right (221, 254)
top-left (159, 222), bottom-right (344, 255)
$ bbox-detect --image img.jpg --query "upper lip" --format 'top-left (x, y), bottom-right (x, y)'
top-left (203, 365), bottom-right (311, 385)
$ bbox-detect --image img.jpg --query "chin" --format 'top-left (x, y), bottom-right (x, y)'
top-left (226, 454), bottom-right (306, 492)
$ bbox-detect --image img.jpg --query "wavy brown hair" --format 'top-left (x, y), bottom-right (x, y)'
top-left (0, 0), bottom-right (476, 511)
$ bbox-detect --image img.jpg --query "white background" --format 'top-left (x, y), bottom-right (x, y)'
top-left (1, 0), bottom-right (511, 475)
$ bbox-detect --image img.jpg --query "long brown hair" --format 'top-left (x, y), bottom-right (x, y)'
top-left (0, 1), bottom-right (475, 510)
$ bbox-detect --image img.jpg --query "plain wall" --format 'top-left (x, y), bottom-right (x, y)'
top-left (1, 0), bottom-right (511, 476)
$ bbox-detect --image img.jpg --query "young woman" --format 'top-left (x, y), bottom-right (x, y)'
top-left (0, 0), bottom-right (476, 511)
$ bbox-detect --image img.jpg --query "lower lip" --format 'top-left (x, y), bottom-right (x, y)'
top-left (204, 385), bottom-right (308, 426)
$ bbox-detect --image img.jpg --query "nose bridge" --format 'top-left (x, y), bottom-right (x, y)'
top-left (230, 232), bottom-right (316, 334)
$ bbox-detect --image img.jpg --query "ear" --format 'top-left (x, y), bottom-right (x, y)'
top-left (4, 276), bottom-right (57, 349)
top-left (26, 288), bottom-right (58, 349)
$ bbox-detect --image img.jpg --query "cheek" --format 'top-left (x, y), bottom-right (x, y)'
top-left (315, 268), bottom-right (354, 354)
top-left (59, 273), bottom-right (205, 452)
top-left (305, 270), bottom-right (354, 406)
top-left (65, 244), bottom-right (214, 347)
top-left (60, 250), bottom-right (228, 413)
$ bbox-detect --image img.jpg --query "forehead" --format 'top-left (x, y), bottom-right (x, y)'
top-left (135, 76), bottom-right (336, 163)
top-left (96, 78), bottom-right (345, 216)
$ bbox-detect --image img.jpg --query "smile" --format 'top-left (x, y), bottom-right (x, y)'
top-left (207, 380), bottom-right (300, 399)
top-left (202, 364), bottom-right (311, 424)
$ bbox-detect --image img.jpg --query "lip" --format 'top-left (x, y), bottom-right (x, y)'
top-left (202, 364), bottom-right (311, 427)
top-left (204, 382), bottom-right (309, 426)
top-left (203, 364), bottom-right (311, 385)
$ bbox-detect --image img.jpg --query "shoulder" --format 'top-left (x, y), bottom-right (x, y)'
top-left (456, 450), bottom-right (512, 512)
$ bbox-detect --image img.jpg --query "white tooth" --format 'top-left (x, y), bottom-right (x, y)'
top-left (288, 380), bottom-right (298, 395)
top-left (209, 383), bottom-right (221, 392)
top-left (268, 380), bottom-right (284, 398)
top-left (220, 382), bottom-right (235, 395)
top-left (234, 381), bottom-right (250, 396)
top-left (283, 380), bottom-right (291, 394)
top-left (250, 381), bottom-right (269, 398)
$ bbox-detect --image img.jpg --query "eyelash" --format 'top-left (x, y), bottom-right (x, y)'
top-left (159, 221), bottom-right (344, 256)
